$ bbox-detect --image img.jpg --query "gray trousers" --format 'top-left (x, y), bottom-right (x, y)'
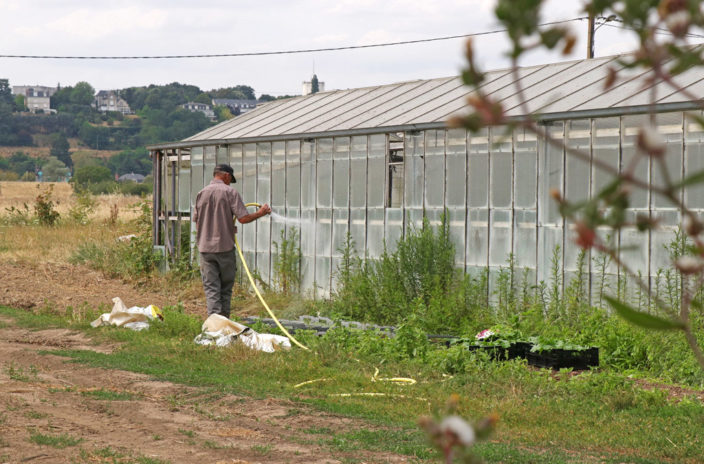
top-left (199, 250), bottom-right (237, 319)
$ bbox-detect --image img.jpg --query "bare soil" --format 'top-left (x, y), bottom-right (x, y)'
top-left (0, 262), bottom-right (413, 463)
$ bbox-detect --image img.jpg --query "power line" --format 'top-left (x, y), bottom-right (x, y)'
top-left (0, 17), bottom-right (589, 60)
top-left (597, 16), bottom-right (704, 39)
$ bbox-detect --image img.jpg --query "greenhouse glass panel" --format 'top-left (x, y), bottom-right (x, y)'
top-left (566, 119), bottom-right (591, 203)
top-left (272, 143), bottom-right (286, 211)
top-left (652, 112), bottom-right (683, 208)
top-left (446, 128), bottom-right (466, 208)
top-left (242, 144), bottom-right (257, 258)
top-left (651, 210), bottom-right (680, 272)
top-left (468, 129), bottom-right (489, 208)
top-left (333, 137), bottom-right (350, 209)
top-left (350, 136), bottom-right (367, 208)
top-left (619, 226), bottom-right (648, 277)
top-left (286, 141), bottom-right (301, 212)
top-left (385, 208), bottom-right (403, 253)
top-left (563, 223), bottom-right (585, 272)
top-left (490, 128), bottom-right (512, 208)
top-left (256, 142), bottom-right (272, 282)
top-left (367, 136), bottom-right (385, 208)
top-left (317, 158), bottom-right (332, 208)
top-left (300, 208), bottom-right (316, 263)
top-left (404, 132), bottom-right (424, 209)
top-left (349, 209), bottom-right (366, 258)
top-left (190, 147), bottom-right (204, 206)
top-left (489, 209), bottom-right (512, 266)
top-left (178, 159), bottom-right (190, 213)
top-left (514, 129), bottom-right (537, 209)
top-left (425, 130), bottom-right (445, 208)
top-left (216, 145), bottom-right (228, 165)
top-left (467, 208), bottom-right (489, 267)
top-left (367, 208), bottom-right (385, 258)
top-left (332, 208), bottom-right (349, 258)
top-left (592, 118), bottom-right (620, 195)
top-left (204, 146), bottom-right (216, 181)
top-left (405, 208), bottom-right (424, 235)
top-left (621, 115), bottom-right (650, 209)
top-left (229, 144), bottom-right (243, 185)
top-left (540, 122), bottom-right (564, 225)
top-left (448, 207), bottom-right (466, 265)
top-left (301, 141), bottom-right (315, 210)
top-left (316, 208), bottom-right (333, 293)
top-left (514, 209), bottom-right (536, 268)
top-left (685, 112), bottom-right (704, 210)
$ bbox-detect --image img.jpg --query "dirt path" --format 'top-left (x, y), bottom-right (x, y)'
top-left (0, 262), bottom-right (413, 463)
top-left (0, 316), bottom-right (411, 464)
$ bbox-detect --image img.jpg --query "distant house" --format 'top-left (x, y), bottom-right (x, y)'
top-left (94, 90), bottom-right (132, 115)
top-left (180, 101), bottom-right (215, 120)
top-left (11, 85), bottom-right (57, 114)
top-left (211, 98), bottom-right (257, 116)
top-left (118, 173), bottom-right (145, 183)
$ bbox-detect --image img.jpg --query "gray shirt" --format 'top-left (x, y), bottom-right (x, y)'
top-left (193, 179), bottom-right (249, 253)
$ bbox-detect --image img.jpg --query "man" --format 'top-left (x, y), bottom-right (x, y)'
top-left (193, 164), bottom-right (271, 318)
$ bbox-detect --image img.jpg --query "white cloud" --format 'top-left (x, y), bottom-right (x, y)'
top-left (48, 7), bottom-right (168, 39)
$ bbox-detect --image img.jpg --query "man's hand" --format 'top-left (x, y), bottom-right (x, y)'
top-left (259, 204), bottom-right (272, 216)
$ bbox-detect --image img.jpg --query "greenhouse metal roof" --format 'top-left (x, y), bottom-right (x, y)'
top-left (151, 53), bottom-right (704, 149)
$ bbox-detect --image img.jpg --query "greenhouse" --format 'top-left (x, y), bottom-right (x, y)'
top-left (148, 54), bottom-right (704, 298)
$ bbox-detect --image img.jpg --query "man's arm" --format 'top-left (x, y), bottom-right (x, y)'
top-left (237, 204), bottom-right (271, 224)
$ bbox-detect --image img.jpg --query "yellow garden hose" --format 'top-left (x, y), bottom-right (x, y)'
top-left (235, 203), bottom-right (309, 351)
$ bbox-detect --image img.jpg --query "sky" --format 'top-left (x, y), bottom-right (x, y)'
top-left (0, 0), bottom-right (669, 98)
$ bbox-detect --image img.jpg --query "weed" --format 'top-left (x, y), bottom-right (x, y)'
top-left (34, 184), bottom-right (60, 226)
top-left (67, 188), bottom-right (96, 224)
top-left (273, 226), bottom-right (302, 294)
top-left (251, 444), bottom-right (274, 455)
top-left (178, 428), bottom-right (195, 438)
top-left (24, 411), bottom-right (48, 419)
top-left (4, 362), bottom-right (38, 382)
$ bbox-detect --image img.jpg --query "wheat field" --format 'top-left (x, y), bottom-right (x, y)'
top-left (0, 181), bottom-right (142, 220)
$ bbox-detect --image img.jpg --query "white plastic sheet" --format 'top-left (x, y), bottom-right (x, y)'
top-left (90, 297), bottom-right (163, 331)
top-left (194, 314), bottom-right (291, 352)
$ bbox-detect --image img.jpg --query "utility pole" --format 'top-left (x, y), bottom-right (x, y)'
top-left (587, 13), bottom-right (595, 59)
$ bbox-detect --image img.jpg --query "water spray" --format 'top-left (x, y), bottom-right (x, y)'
top-left (235, 203), bottom-right (309, 350)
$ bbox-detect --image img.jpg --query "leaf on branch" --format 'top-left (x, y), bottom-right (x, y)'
top-left (670, 169), bottom-right (704, 190)
top-left (605, 295), bottom-right (685, 331)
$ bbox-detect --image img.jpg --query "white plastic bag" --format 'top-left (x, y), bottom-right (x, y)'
top-left (91, 297), bottom-right (162, 330)
top-left (194, 314), bottom-right (291, 352)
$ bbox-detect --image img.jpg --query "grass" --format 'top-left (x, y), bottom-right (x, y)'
top-left (29, 430), bottom-right (83, 448)
top-left (80, 388), bottom-right (135, 401)
top-left (2, 305), bottom-right (703, 463)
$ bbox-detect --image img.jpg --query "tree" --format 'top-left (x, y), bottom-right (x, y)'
top-left (49, 132), bottom-right (72, 169)
top-left (258, 94), bottom-right (276, 102)
top-left (8, 151), bottom-right (36, 177)
top-left (73, 165), bottom-right (112, 187)
top-left (213, 105), bottom-right (233, 122)
top-left (453, 0), bottom-right (704, 370)
top-left (42, 156), bottom-right (69, 182)
top-left (71, 82), bottom-right (95, 106)
top-left (0, 79), bottom-right (12, 106)
top-left (311, 74), bottom-right (319, 94)
top-left (14, 94), bottom-right (25, 111)
top-left (107, 149), bottom-right (152, 176)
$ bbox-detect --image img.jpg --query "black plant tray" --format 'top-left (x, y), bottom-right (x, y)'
top-left (526, 347), bottom-right (599, 370)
